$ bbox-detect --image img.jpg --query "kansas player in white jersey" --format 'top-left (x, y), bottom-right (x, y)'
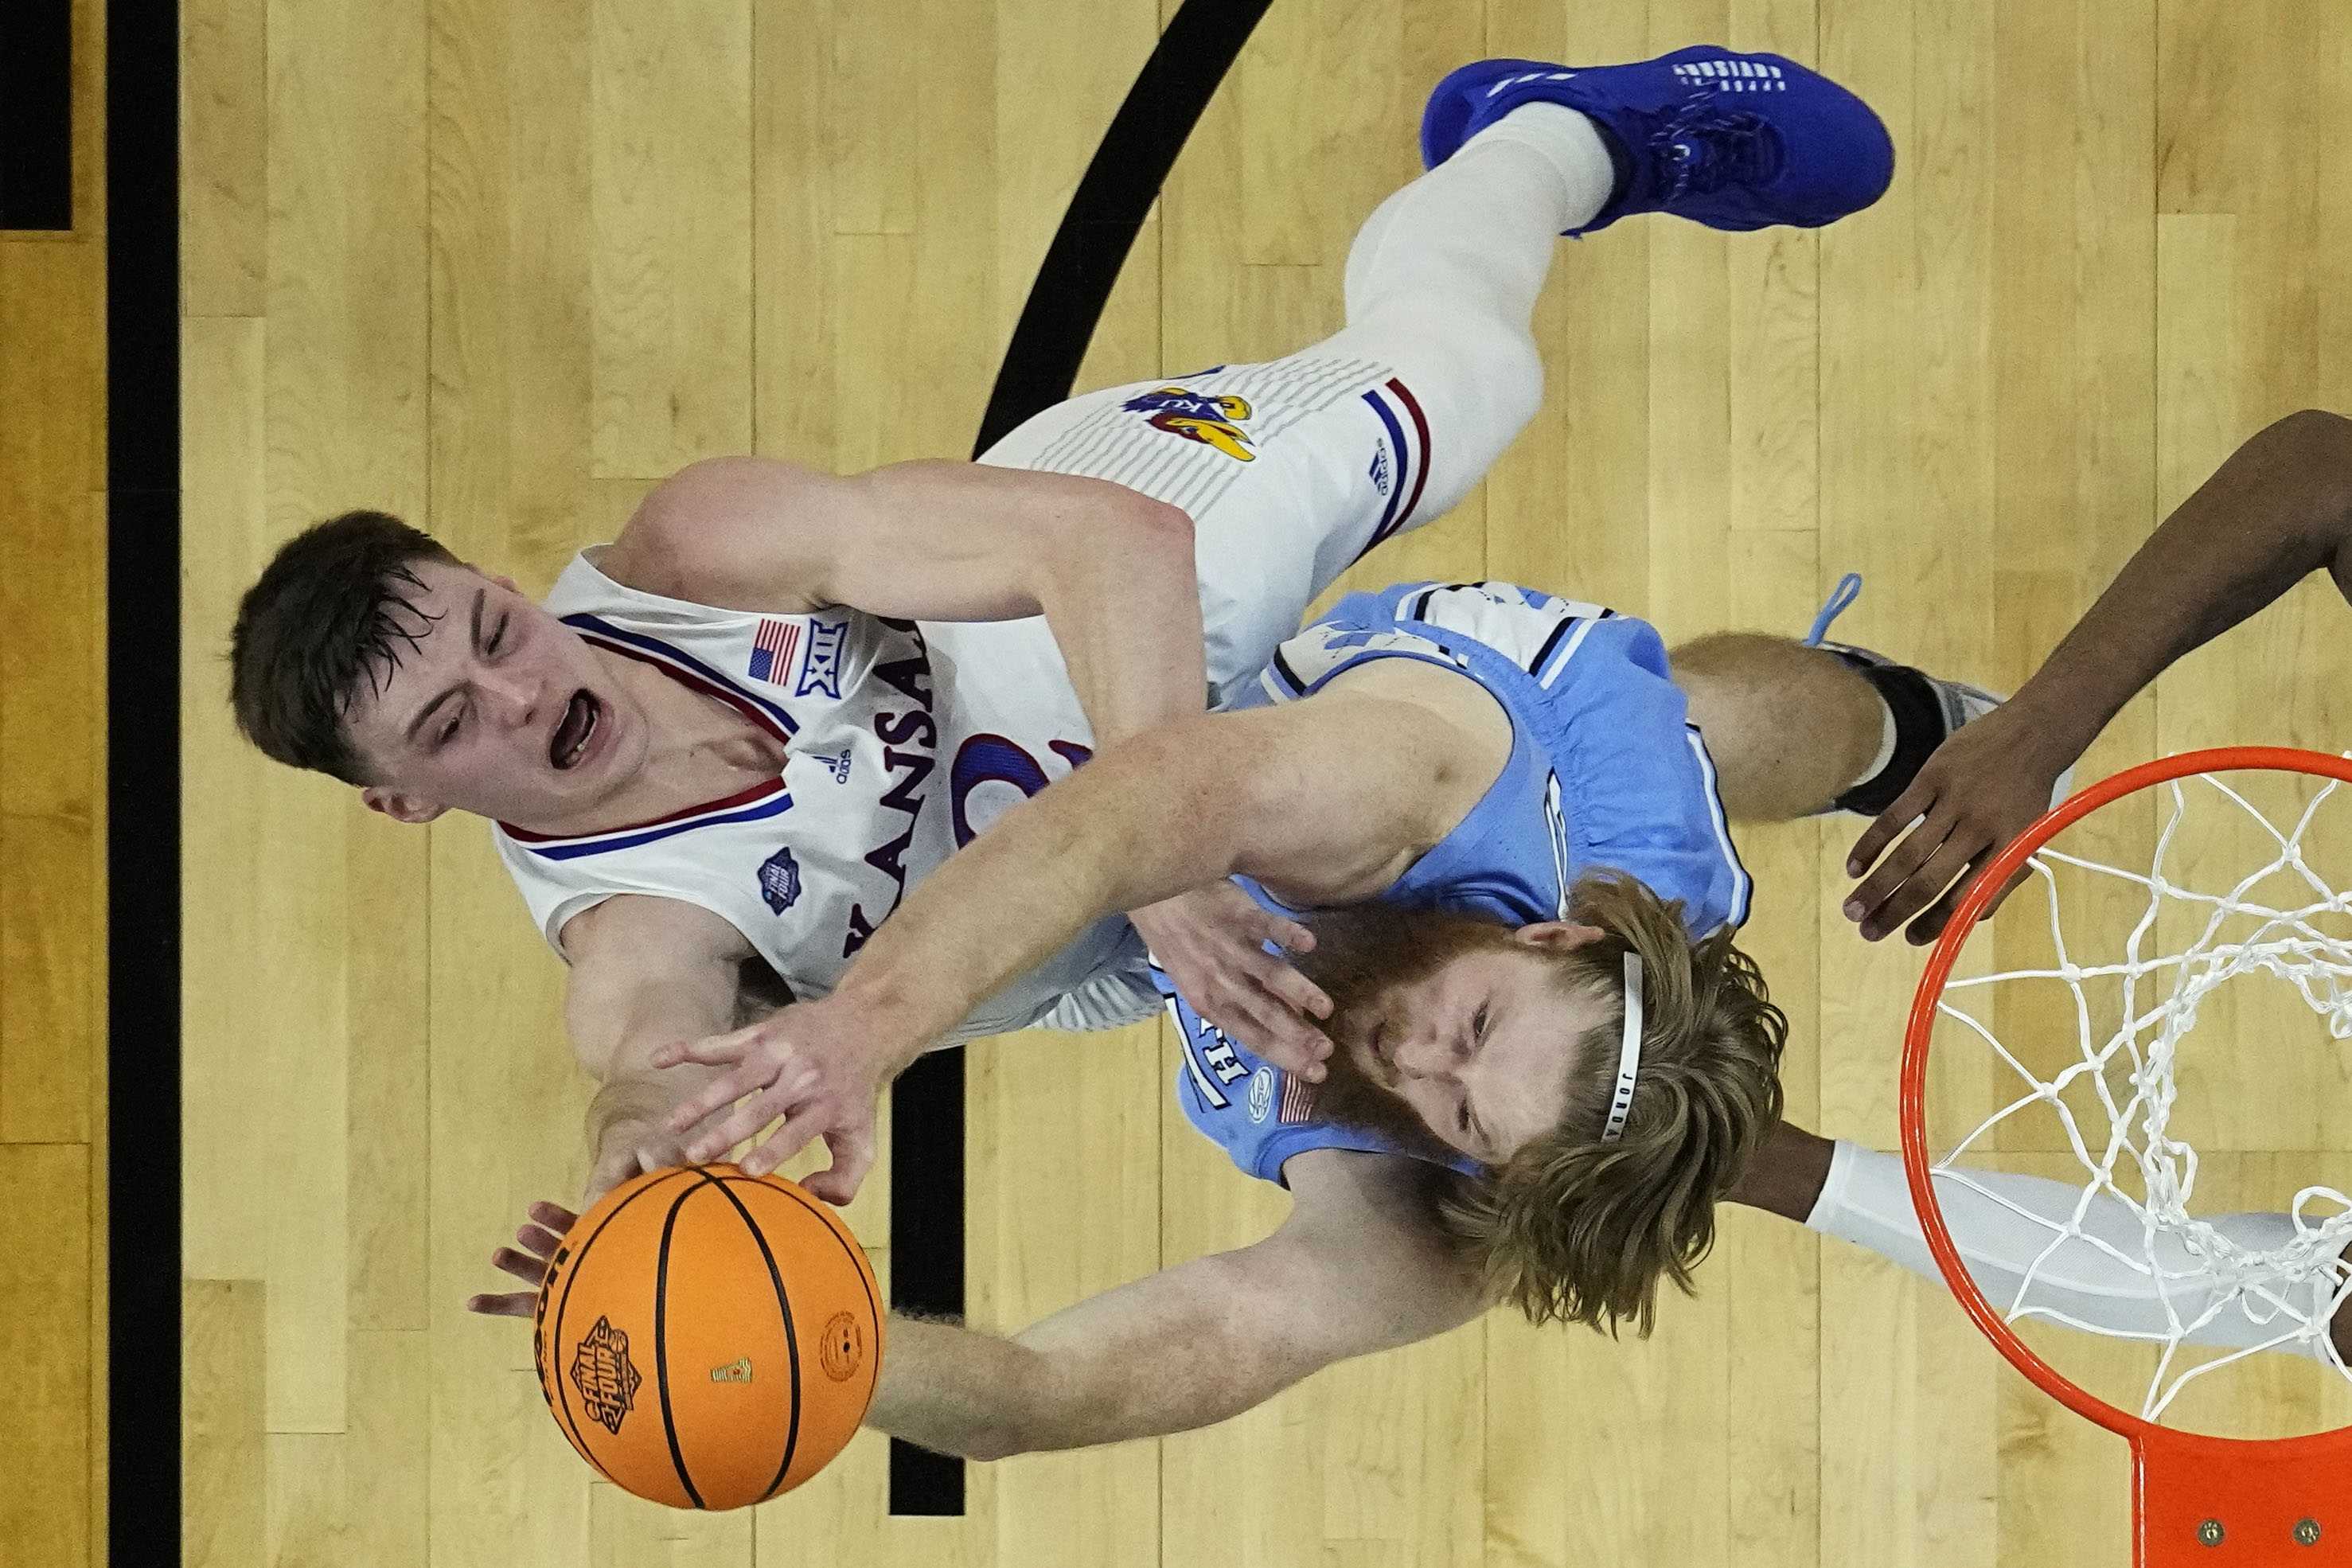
top-left (231, 46), bottom-right (1897, 1205)
top-left (491, 556), bottom-right (1159, 1040)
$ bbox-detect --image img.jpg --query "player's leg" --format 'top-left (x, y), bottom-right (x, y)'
top-left (1305, 48), bottom-right (1896, 540)
top-left (983, 48), bottom-right (1892, 697)
top-left (1734, 1121), bottom-right (2352, 1366)
top-left (1671, 633), bottom-right (1885, 821)
top-left (1673, 578), bottom-right (2073, 824)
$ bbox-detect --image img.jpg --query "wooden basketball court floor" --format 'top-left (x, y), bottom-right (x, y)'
top-left (155, 0), bottom-right (2352, 1563)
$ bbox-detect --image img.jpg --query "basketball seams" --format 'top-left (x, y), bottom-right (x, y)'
top-left (653, 1173), bottom-right (722, 1508)
top-left (546, 1165), bottom-right (883, 1508)
top-left (727, 1175), bottom-right (886, 1430)
top-left (703, 1175), bottom-right (807, 1501)
top-left (547, 1167), bottom-right (698, 1489)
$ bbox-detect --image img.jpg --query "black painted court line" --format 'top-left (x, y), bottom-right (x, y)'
top-left (108, 0), bottom-right (181, 1559)
top-left (0, 0), bottom-right (73, 230)
top-left (970, 0), bottom-right (1272, 458)
top-left (886, 0), bottom-right (1271, 1517)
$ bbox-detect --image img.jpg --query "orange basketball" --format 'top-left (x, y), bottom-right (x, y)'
top-left (532, 1164), bottom-right (883, 1510)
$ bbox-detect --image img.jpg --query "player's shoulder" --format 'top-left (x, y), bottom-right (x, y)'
top-left (605, 456), bottom-right (842, 607)
top-left (559, 891), bottom-right (755, 968)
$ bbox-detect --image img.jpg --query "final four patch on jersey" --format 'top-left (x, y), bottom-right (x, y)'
top-left (756, 845), bottom-right (802, 913)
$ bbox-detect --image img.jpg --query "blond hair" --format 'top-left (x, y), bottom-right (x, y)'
top-left (1441, 872), bottom-right (1787, 1336)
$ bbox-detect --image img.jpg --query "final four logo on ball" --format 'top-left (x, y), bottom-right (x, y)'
top-left (570, 1317), bottom-right (643, 1436)
top-left (1121, 384), bottom-right (1257, 462)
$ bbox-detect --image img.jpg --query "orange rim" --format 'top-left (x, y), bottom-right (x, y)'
top-left (1898, 746), bottom-right (2352, 1464)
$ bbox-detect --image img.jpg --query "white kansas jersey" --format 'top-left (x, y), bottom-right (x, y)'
top-left (493, 549), bottom-right (1156, 1040)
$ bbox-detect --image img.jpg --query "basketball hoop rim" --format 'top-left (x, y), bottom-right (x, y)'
top-left (1898, 744), bottom-right (2352, 1463)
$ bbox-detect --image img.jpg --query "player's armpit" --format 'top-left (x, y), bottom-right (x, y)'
top-left (865, 1151), bottom-right (1488, 1459)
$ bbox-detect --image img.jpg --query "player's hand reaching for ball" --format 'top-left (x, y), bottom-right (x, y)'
top-left (1843, 700), bottom-right (2080, 945)
top-left (649, 993), bottom-right (901, 1204)
top-left (1127, 882), bottom-right (1333, 1081)
top-left (466, 1200), bottom-right (578, 1318)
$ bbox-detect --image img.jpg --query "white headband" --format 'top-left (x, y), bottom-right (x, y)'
top-left (1601, 951), bottom-right (1644, 1144)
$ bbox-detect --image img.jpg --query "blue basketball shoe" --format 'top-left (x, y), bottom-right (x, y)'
top-left (1419, 48), bottom-right (1894, 236)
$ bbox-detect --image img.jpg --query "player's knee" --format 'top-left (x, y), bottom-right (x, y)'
top-left (1450, 319), bottom-right (1545, 441)
top-left (1397, 326), bottom-right (1545, 503)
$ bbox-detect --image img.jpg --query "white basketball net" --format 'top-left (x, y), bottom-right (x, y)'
top-left (1929, 766), bottom-right (2352, 1422)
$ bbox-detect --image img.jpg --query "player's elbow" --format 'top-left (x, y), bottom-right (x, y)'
top-left (957, 1426), bottom-right (1031, 1463)
top-left (2265, 408), bottom-right (2352, 489)
top-left (1056, 488), bottom-right (1194, 581)
top-left (2272, 407), bottom-right (2352, 446)
top-left (2267, 408), bottom-right (2352, 555)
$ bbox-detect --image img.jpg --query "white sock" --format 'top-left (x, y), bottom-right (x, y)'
top-left (1846, 694), bottom-right (1898, 797)
top-left (1805, 1140), bottom-right (2342, 1363)
top-left (1341, 104), bottom-right (1614, 330)
top-left (1461, 103), bottom-right (1619, 229)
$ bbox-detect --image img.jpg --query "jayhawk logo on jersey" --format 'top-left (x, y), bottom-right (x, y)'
top-left (1121, 384), bottom-right (1256, 462)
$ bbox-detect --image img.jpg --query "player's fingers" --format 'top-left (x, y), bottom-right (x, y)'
top-left (738, 1101), bottom-right (837, 1180)
top-left (651, 1020), bottom-right (778, 1071)
top-left (1901, 855), bottom-right (1990, 947)
top-left (1235, 992), bottom-right (1328, 1080)
top-left (664, 1052), bottom-right (797, 1137)
top-left (516, 1223), bottom-right (565, 1260)
top-left (803, 1125), bottom-right (878, 1207)
top-left (1258, 960), bottom-right (1333, 1027)
top-left (492, 1246), bottom-right (552, 1289)
top-left (681, 1071), bottom-right (811, 1165)
top-left (1259, 915), bottom-right (1315, 954)
top-left (529, 1202), bottom-right (580, 1233)
top-left (467, 1291), bottom-right (539, 1318)
top-left (1861, 831), bottom-right (1983, 943)
top-left (1843, 810), bottom-right (1956, 934)
top-left (1846, 773), bottom-right (1943, 879)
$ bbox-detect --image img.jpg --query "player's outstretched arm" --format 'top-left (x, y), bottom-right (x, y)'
top-left (559, 894), bottom-right (757, 1204)
top-left (865, 1151), bottom-right (1487, 1460)
top-left (653, 662), bottom-right (1505, 1193)
top-left (607, 454), bottom-right (1206, 751)
top-left (652, 660), bottom-right (1504, 1194)
top-left (1846, 408), bottom-right (2352, 944)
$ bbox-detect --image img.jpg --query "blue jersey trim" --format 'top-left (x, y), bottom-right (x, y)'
top-left (512, 789), bottom-right (797, 860)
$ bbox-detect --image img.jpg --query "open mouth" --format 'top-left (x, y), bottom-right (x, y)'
top-left (550, 690), bottom-right (599, 770)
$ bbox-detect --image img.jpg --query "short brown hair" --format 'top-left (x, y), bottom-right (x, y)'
top-left (1442, 872), bottom-right (1787, 1337)
top-left (228, 510), bottom-right (461, 783)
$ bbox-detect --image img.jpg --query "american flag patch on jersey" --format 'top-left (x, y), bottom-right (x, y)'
top-left (747, 618), bottom-right (801, 684)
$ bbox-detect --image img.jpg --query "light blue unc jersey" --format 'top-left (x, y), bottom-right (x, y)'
top-left (1161, 581), bottom-right (1753, 1185)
